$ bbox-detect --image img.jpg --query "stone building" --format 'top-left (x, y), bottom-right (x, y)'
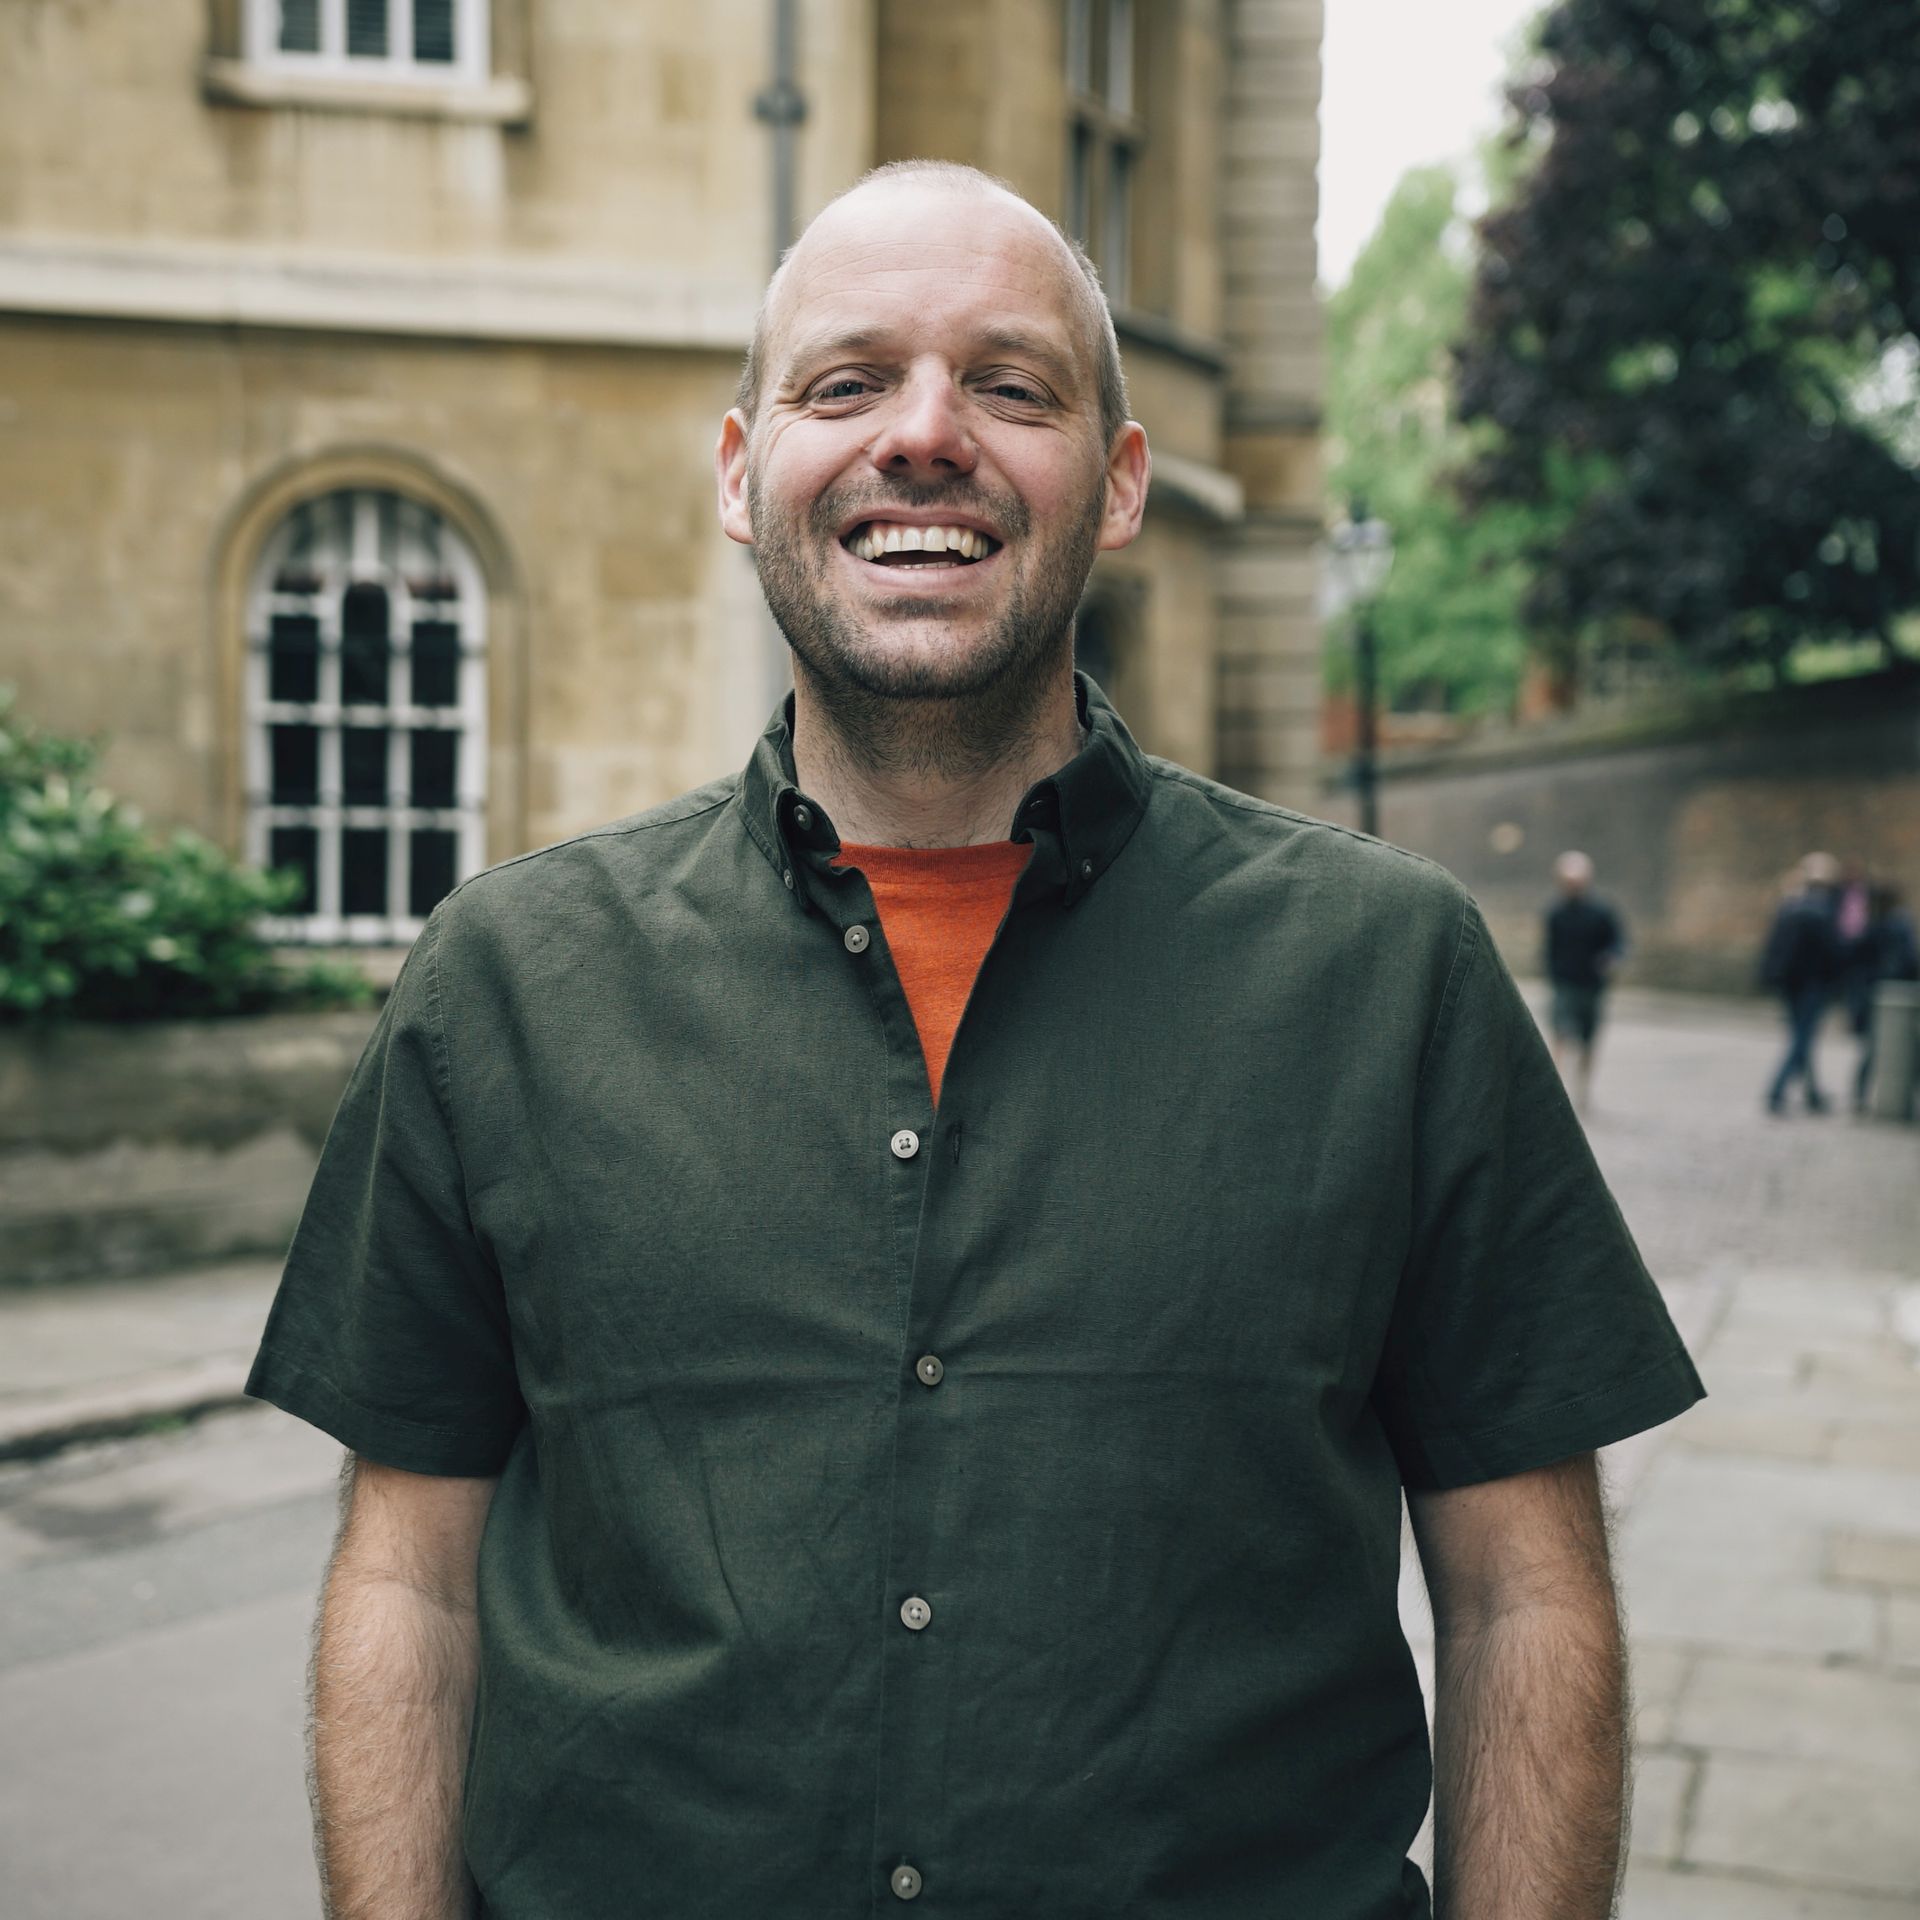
top-left (0, 0), bottom-right (1322, 946)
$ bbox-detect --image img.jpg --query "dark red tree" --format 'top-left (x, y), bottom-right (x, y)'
top-left (1455, 0), bottom-right (1920, 678)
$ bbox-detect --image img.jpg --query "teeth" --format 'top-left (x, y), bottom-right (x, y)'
top-left (849, 523), bottom-right (992, 562)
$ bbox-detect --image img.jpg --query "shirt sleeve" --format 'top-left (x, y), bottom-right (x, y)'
top-left (245, 906), bottom-right (525, 1476)
top-left (1372, 897), bottom-right (1703, 1490)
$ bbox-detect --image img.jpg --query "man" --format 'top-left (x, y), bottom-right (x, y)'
top-left (1543, 850), bottom-right (1626, 1111)
top-left (1760, 852), bottom-right (1845, 1115)
top-left (250, 163), bottom-right (1703, 1919)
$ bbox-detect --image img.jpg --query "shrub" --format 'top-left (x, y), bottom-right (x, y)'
top-left (0, 690), bottom-right (374, 1020)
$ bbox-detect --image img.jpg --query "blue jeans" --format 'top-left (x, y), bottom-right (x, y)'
top-left (1768, 987), bottom-right (1829, 1110)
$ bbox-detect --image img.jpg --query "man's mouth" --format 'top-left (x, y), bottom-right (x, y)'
top-left (841, 521), bottom-right (1002, 567)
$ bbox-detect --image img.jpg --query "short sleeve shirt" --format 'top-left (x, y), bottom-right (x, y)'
top-left (248, 676), bottom-right (1703, 1920)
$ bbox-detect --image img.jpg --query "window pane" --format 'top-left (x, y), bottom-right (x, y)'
top-left (279, 0), bottom-right (321, 53)
top-left (342, 829), bottom-right (389, 916)
top-left (1108, 0), bottom-right (1133, 112)
top-left (414, 0), bottom-right (456, 63)
top-left (269, 826), bottom-right (319, 915)
top-left (267, 614), bottom-right (320, 704)
top-left (342, 727), bottom-right (390, 805)
top-left (270, 726), bottom-right (320, 805)
top-left (410, 729), bottom-right (458, 807)
top-left (411, 620), bottom-right (461, 706)
top-left (341, 583), bottom-right (390, 705)
top-left (1065, 0), bottom-right (1091, 92)
top-left (346, 0), bottom-right (390, 59)
top-left (409, 830), bottom-right (459, 917)
top-left (1107, 144), bottom-right (1133, 304)
top-left (1067, 122), bottom-right (1094, 243)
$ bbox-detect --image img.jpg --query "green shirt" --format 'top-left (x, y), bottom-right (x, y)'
top-left (249, 677), bottom-right (1702, 1920)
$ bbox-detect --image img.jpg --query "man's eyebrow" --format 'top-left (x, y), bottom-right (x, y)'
top-left (776, 327), bottom-right (888, 387)
top-left (776, 323), bottom-right (1081, 393)
top-left (971, 325), bottom-right (1080, 391)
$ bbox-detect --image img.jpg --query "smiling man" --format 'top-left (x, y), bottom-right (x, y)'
top-left (249, 163), bottom-right (1703, 1920)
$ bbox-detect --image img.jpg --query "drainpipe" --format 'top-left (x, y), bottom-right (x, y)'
top-left (754, 0), bottom-right (808, 269)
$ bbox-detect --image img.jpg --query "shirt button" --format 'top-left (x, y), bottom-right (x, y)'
top-left (890, 1128), bottom-right (920, 1161)
top-left (844, 924), bottom-right (870, 953)
top-left (900, 1595), bottom-right (932, 1631)
top-left (1079, 858), bottom-right (1095, 880)
top-left (793, 804), bottom-right (813, 831)
top-left (891, 1864), bottom-right (923, 1900)
top-left (782, 869), bottom-right (794, 890)
top-left (915, 1354), bottom-right (944, 1387)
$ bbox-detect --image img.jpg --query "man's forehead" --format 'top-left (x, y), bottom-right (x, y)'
top-left (767, 184), bottom-right (1088, 382)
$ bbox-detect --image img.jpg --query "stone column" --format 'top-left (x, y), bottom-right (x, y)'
top-left (1216, 0), bottom-right (1326, 810)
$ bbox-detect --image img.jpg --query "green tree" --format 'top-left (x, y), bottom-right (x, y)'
top-left (1455, 0), bottom-right (1920, 681)
top-left (1326, 164), bottom-right (1551, 715)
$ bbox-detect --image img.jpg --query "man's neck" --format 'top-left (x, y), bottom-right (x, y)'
top-left (788, 665), bottom-right (1085, 849)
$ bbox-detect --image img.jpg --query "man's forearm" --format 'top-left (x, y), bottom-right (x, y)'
top-left (1429, 1589), bottom-right (1627, 1919)
top-left (311, 1556), bottom-right (481, 1920)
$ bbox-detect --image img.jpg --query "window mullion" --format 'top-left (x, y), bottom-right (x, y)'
top-left (321, 0), bottom-right (347, 60)
top-left (391, 0), bottom-right (415, 70)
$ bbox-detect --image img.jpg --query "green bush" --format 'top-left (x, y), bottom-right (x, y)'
top-left (0, 690), bottom-right (374, 1021)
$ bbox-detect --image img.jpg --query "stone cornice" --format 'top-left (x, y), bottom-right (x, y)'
top-left (0, 235), bottom-right (756, 352)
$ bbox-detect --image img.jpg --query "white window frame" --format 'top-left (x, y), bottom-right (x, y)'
top-left (245, 489), bottom-right (489, 946)
top-left (243, 0), bottom-right (490, 88)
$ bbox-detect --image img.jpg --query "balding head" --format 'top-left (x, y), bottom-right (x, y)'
top-left (736, 161), bottom-right (1130, 451)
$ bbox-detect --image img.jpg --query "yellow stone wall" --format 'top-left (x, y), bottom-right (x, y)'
top-left (0, 316), bottom-right (767, 857)
top-left (0, 0), bottom-right (1325, 873)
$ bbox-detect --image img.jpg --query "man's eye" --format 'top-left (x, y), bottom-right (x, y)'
top-left (813, 379), bottom-right (874, 402)
top-left (986, 381), bottom-right (1045, 404)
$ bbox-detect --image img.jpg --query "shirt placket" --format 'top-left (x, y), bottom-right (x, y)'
top-left (794, 822), bottom-right (1068, 1916)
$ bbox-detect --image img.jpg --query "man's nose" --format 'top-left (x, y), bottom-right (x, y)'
top-left (865, 368), bottom-right (978, 478)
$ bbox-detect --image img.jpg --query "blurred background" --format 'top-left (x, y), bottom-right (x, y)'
top-left (0, 2), bottom-right (1916, 1915)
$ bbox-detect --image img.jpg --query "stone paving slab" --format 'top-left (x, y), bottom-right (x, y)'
top-left (1686, 1754), bottom-right (1920, 1896)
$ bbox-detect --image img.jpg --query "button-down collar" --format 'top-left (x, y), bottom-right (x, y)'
top-left (739, 673), bottom-right (1153, 914)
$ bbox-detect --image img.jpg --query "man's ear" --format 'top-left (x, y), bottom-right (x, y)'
top-left (716, 410), bottom-right (754, 547)
top-left (1097, 423), bottom-right (1151, 552)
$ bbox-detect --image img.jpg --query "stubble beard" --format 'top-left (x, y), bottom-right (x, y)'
top-left (748, 459), bottom-right (1106, 782)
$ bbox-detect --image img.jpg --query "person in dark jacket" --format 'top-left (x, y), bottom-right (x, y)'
top-left (1761, 853), bottom-right (1845, 1114)
top-left (1543, 851), bottom-right (1626, 1111)
top-left (1850, 884), bottom-right (1920, 1112)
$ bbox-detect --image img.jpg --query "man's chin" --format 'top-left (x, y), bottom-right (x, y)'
top-left (798, 621), bottom-right (1027, 701)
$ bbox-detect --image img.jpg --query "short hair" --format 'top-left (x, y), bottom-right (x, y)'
top-left (734, 160), bottom-right (1130, 450)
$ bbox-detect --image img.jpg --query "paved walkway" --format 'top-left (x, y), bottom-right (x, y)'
top-left (0, 987), bottom-right (1915, 1914)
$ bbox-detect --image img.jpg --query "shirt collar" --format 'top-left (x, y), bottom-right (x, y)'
top-left (738, 673), bottom-right (1154, 913)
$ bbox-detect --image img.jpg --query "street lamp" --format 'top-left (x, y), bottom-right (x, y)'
top-left (1321, 501), bottom-right (1395, 838)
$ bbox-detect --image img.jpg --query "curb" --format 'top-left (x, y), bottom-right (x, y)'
top-left (0, 1356), bottom-right (253, 1463)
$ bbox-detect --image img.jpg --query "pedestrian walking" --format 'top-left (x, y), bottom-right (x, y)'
top-left (246, 162), bottom-right (1702, 1920)
top-left (1849, 883), bottom-right (1920, 1112)
top-left (1544, 849), bottom-right (1626, 1111)
top-left (1760, 852), bottom-right (1844, 1114)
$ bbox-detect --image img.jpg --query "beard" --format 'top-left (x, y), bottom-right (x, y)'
top-left (747, 458), bottom-right (1106, 780)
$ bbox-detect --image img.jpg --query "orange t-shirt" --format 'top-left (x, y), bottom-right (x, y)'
top-left (832, 839), bottom-right (1035, 1105)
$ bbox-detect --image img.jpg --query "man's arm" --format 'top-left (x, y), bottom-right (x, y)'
top-left (310, 1456), bottom-right (499, 1920)
top-left (1406, 1451), bottom-right (1628, 1920)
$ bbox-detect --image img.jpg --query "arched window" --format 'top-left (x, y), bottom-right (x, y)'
top-left (246, 488), bottom-right (487, 943)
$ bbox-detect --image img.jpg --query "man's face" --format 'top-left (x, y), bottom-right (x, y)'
top-left (718, 184), bottom-right (1143, 704)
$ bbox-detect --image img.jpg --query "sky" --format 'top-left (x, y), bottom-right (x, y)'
top-left (1317, 0), bottom-right (1546, 290)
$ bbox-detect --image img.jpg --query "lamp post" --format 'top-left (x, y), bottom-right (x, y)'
top-left (1321, 502), bottom-right (1395, 838)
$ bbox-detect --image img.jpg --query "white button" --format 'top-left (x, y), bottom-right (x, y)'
top-left (793, 804), bottom-right (814, 831)
top-left (844, 924), bottom-right (870, 953)
top-left (900, 1595), bottom-right (932, 1631)
top-left (915, 1354), bottom-right (944, 1387)
top-left (891, 1864), bottom-right (923, 1900)
top-left (890, 1129), bottom-right (920, 1160)
top-left (782, 869), bottom-right (794, 889)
